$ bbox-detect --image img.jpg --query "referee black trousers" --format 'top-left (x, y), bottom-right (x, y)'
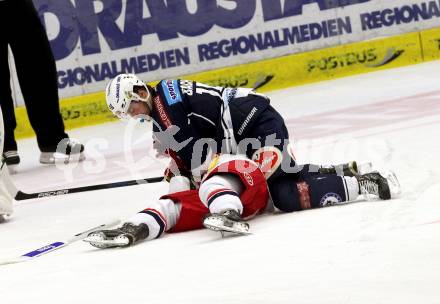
top-left (0, 0), bottom-right (67, 152)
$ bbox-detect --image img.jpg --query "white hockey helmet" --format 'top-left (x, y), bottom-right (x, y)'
top-left (105, 74), bottom-right (152, 119)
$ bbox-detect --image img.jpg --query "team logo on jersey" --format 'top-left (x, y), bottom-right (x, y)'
top-left (251, 147), bottom-right (282, 179)
top-left (320, 193), bottom-right (342, 207)
top-left (243, 172), bottom-right (254, 186)
top-left (162, 80), bottom-right (182, 105)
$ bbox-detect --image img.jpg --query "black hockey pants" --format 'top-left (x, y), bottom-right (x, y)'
top-left (0, 0), bottom-right (67, 152)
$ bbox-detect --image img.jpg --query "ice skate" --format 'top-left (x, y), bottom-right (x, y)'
top-left (83, 223), bottom-right (149, 249)
top-left (319, 161), bottom-right (359, 176)
top-left (356, 172), bottom-right (392, 200)
top-left (40, 139), bottom-right (85, 164)
top-left (203, 209), bottom-right (250, 236)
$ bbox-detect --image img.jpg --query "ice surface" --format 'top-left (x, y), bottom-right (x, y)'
top-left (1, 61), bottom-right (440, 304)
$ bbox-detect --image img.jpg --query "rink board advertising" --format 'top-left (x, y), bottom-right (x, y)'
top-left (7, 0), bottom-right (440, 138)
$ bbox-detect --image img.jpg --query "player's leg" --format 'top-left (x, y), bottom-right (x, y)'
top-left (199, 155), bottom-right (269, 234)
top-left (199, 174), bottom-right (250, 234)
top-left (84, 189), bottom-right (208, 248)
top-left (8, 0), bottom-right (85, 164)
top-left (270, 172), bottom-right (392, 212)
top-left (8, 0), bottom-right (69, 152)
top-left (0, 38), bottom-right (20, 169)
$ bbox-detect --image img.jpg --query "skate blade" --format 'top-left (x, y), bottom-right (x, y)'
top-left (41, 152), bottom-right (86, 165)
top-left (360, 191), bottom-right (380, 202)
top-left (382, 170), bottom-right (402, 197)
top-left (204, 224), bottom-right (252, 236)
top-left (83, 236), bottom-right (130, 249)
top-left (203, 218), bottom-right (251, 235)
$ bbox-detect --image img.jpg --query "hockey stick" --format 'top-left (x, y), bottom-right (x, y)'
top-left (0, 160), bottom-right (163, 201)
top-left (0, 219), bottom-right (120, 266)
top-left (15, 175), bottom-right (164, 200)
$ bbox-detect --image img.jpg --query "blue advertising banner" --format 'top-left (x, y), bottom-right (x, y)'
top-left (8, 0), bottom-right (440, 104)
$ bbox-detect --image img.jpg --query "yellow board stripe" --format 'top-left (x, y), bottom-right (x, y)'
top-left (420, 27), bottom-right (440, 61)
top-left (14, 28), bottom-right (440, 139)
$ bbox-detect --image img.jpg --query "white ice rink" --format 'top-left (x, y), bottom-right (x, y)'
top-left (1, 61), bottom-right (440, 304)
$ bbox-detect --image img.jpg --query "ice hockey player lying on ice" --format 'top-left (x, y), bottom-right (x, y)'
top-left (83, 74), bottom-right (398, 248)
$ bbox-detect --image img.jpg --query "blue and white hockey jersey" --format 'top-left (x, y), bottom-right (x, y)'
top-left (150, 79), bottom-right (270, 171)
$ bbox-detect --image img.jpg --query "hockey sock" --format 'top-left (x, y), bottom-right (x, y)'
top-left (199, 175), bottom-right (244, 215)
top-left (343, 176), bottom-right (360, 201)
top-left (306, 175), bottom-right (360, 207)
top-left (127, 202), bottom-right (171, 240)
